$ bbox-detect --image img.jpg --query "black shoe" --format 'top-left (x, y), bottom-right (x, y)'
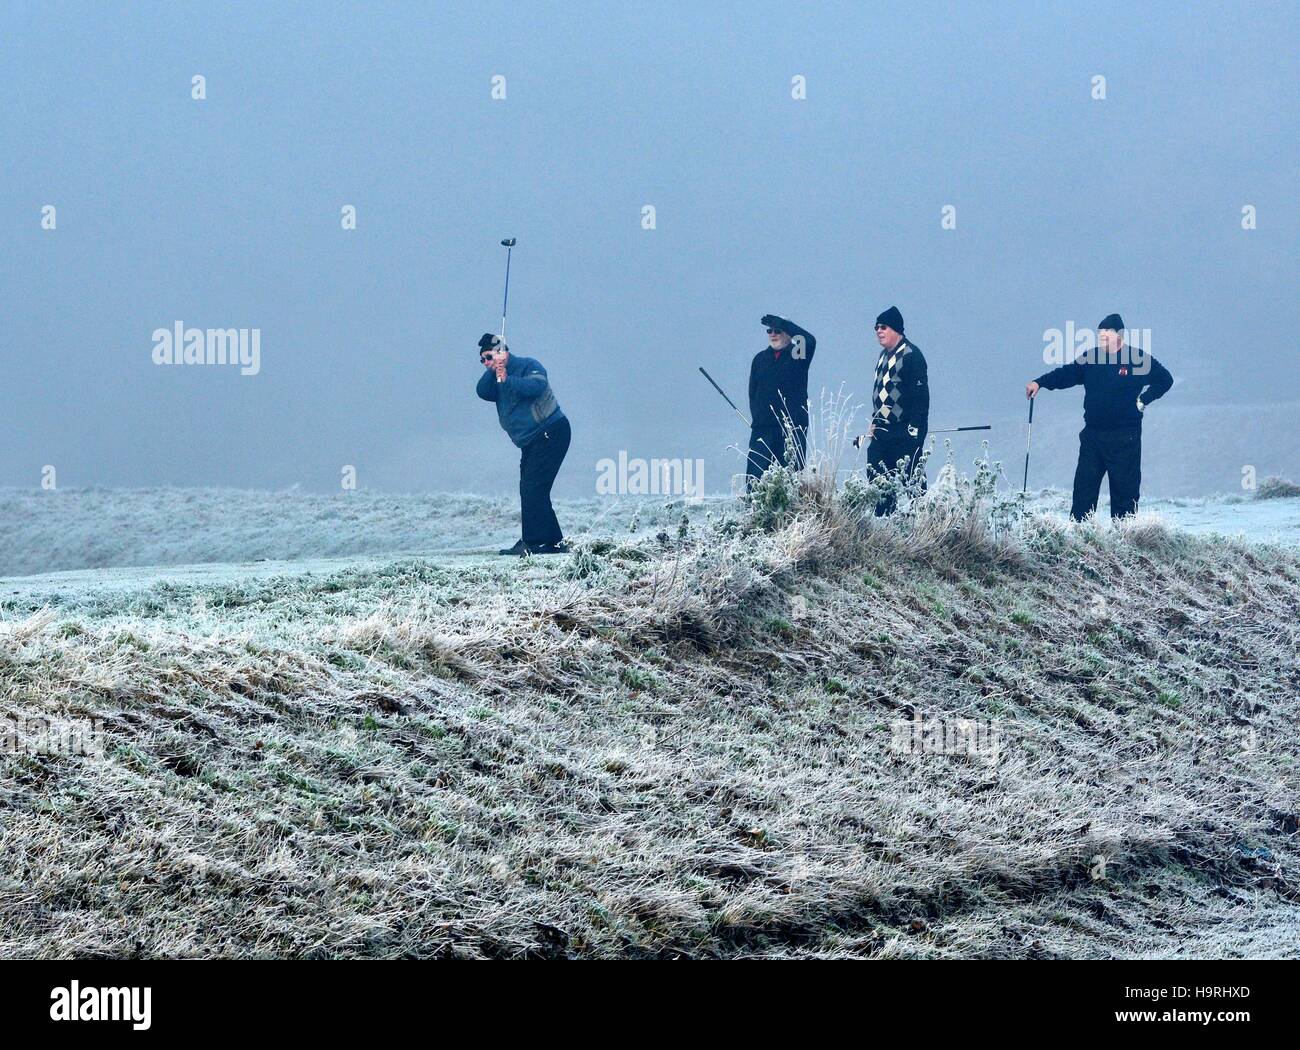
top-left (498, 540), bottom-right (527, 556)
top-left (528, 540), bottom-right (570, 556)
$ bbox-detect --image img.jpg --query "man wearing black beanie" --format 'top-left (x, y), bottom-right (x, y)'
top-left (866, 306), bottom-right (929, 515)
top-left (1026, 314), bottom-right (1173, 520)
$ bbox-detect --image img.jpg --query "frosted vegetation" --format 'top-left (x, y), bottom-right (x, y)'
top-left (2, 476), bottom-right (1298, 580)
top-left (0, 487), bottom-right (710, 578)
top-left (2, 413), bottom-right (1297, 957)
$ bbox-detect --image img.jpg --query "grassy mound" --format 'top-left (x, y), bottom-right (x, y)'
top-left (2, 464), bottom-right (1298, 958)
top-left (1256, 476), bottom-right (1300, 501)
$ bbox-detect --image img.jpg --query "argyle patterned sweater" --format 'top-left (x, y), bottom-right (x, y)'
top-left (870, 338), bottom-right (929, 443)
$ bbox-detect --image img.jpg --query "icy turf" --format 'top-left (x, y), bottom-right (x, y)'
top-left (1, 477), bottom-right (1298, 958)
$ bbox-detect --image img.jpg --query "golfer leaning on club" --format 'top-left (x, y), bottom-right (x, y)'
top-left (476, 334), bottom-right (571, 555)
top-left (1025, 313), bottom-right (1172, 521)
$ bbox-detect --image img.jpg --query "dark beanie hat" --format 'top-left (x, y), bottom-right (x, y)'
top-left (875, 306), bottom-right (905, 333)
top-left (478, 333), bottom-right (507, 352)
top-left (1098, 313), bottom-right (1124, 332)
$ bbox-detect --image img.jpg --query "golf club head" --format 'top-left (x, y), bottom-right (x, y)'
top-left (500, 238), bottom-right (516, 247)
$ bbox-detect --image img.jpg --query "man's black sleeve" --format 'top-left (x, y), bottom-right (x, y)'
top-left (900, 349), bottom-right (930, 437)
top-left (748, 354), bottom-right (759, 425)
top-left (783, 320), bottom-right (817, 367)
top-left (1036, 359), bottom-right (1085, 390)
top-left (1140, 355), bottom-right (1173, 405)
top-left (476, 368), bottom-right (499, 401)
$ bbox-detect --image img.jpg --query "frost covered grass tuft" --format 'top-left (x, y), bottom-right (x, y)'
top-left (2, 467), bottom-right (1299, 958)
top-left (1256, 476), bottom-right (1300, 501)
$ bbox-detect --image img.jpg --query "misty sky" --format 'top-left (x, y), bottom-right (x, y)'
top-left (2, 1), bottom-right (1297, 498)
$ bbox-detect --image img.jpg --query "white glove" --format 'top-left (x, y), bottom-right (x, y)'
top-left (1136, 398), bottom-right (1146, 413)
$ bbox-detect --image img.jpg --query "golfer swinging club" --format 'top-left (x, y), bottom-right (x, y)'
top-left (476, 333), bottom-right (571, 555)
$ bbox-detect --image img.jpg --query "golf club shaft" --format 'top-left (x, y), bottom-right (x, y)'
top-left (698, 367), bottom-right (752, 427)
top-left (500, 246), bottom-right (512, 340)
top-left (851, 424), bottom-right (990, 449)
top-left (1022, 397), bottom-right (1034, 492)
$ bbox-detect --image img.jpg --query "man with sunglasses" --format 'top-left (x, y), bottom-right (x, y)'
top-left (865, 306), bottom-right (929, 515)
top-left (476, 334), bottom-right (570, 555)
top-left (746, 314), bottom-right (817, 487)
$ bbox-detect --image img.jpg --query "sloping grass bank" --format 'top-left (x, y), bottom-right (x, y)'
top-left (2, 474), bottom-right (1298, 958)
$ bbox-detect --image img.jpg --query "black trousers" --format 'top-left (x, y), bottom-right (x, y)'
top-left (519, 416), bottom-right (570, 545)
top-left (1070, 425), bottom-right (1141, 521)
top-left (746, 424), bottom-right (806, 485)
top-left (866, 436), bottom-right (925, 516)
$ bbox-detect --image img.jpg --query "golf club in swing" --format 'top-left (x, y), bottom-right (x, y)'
top-left (498, 238), bottom-right (516, 340)
top-left (850, 424), bottom-right (991, 450)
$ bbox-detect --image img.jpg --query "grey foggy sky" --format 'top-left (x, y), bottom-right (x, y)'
top-left (2, 0), bottom-right (1297, 498)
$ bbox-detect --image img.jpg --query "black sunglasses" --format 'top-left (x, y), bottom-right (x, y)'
top-left (766, 328), bottom-right (779, 335)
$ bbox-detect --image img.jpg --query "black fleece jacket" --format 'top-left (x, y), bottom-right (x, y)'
top-left (1036, 349), bottom-right (1173, 430)
top-left (748, 320), bottom-right (816, 431)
